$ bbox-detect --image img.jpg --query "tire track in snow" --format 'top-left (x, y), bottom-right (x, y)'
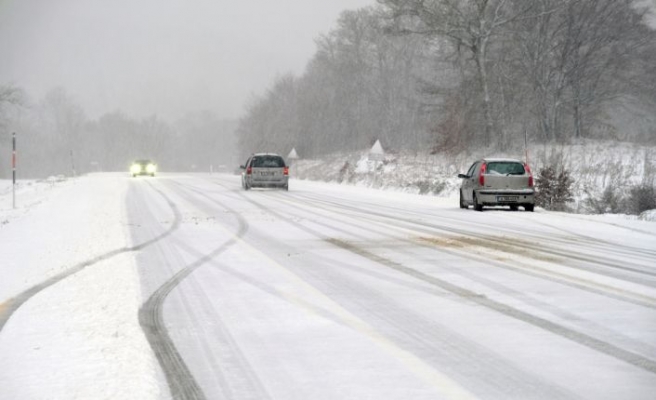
top-left (295, 190), bottom-right (656, 261)
top-left (138, 179), bottom-right (256, 400)
top-left (133, 179), bottom-right (206, 400)
top-left (210, 192), bottom-right (579, 399)
top-left (283, 193), bottom-right (656, 374)
top-left (260, 191), bottom-right (656, 360)
top-left (212, 181), bottom-right (656, 376)
top-left (183, 179), bottom-right (481, 400)
top-left (290, 192), bottom-right (656, 285)
top-left (328, 237), bottom-right (656, 375)
top-left (294, 192), bottom-right (656, 280)
top-left (0, 180), bottom-right (181, 334)
top-left (275, 190), bottom-right (656, 310)
top-left (291, 259), bottom-right (580, 399)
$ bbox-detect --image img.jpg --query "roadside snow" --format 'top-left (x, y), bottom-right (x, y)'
top-left (640, 209), bottom-right (656, 221)
top-left (0, 254), bottom-right (160, 400)
top-left (0, 177), bottom-right (67, 227)
top-left (0, 174), bottom-right (160, 400)
top-left (292, 140), bottom-right (656, 217)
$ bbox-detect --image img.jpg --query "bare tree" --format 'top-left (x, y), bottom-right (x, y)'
top-left (507, 0), bottom-right (654, 141)
top-left (0, 84), bottom-right (23, 107)
top-left (237, 6), bottom-right (432, 158)
top-left (379, 0), bottom-right (540, 146)
top-left (238, 1), bottom-right (656, 158)
top-left (0, 84), bottom-right (25, 132)
top-left (39, 88), bottom-right (86, 175)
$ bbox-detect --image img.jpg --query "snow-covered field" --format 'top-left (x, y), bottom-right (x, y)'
top-left (1, 171), bottom-right (655, 399)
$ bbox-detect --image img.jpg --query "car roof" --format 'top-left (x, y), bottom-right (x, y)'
top-left (481, 157), bottom-right (524, 163)
top-left (252, 152), bottom-right (282, 157)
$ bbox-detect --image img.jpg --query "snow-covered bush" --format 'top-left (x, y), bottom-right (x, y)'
top-left (584, 185), bottom-right (623, 214)
top-left (411, 179), bottom-right (447, 195)
top-left (535, 165), bottom-right (574, 211)
top-left (584, 182), bottom-right (655, 216)
top-left (627, 184), bottom-right (656, 215)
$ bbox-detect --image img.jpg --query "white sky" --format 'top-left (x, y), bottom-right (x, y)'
top-left (0, 0), bottom-right (374, 120)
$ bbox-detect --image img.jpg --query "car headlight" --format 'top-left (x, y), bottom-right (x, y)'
top-left (130, 164), bottom-right (142, 174)
top-left (146, 164), bottom-right (157, 173)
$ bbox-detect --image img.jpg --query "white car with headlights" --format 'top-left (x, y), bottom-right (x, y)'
top-left (130, 160), bottom-right (157, 177)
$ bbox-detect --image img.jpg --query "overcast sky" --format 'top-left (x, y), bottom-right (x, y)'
top-left (0, 0), bottom-right (374, 121)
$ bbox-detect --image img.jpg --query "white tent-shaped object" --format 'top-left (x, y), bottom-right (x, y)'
top-left (287, 148), bottom-right (299, 160)
top-left (369, 140), bottom-right (384, 161)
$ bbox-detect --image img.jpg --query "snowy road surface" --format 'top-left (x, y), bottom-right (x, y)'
top-left (1, 173), bottom-right (656, 399)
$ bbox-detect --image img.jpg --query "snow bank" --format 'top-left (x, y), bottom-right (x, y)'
top-left (639, 209), bottom-right (656, 221)
top-left (293, 151), bottom-right (463, 197)
top-left (291, 140), bottom-right (656, 216)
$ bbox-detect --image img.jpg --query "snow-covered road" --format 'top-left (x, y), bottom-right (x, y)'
top-left (1, 173), bottom-right (656, 399)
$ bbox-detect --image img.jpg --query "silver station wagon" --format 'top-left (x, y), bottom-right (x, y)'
top-left (458, 158), bottom-right (535, 211)
top-left (241, 153), bottom-right (289, 190)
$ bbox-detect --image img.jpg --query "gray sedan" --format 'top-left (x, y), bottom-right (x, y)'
top-left (241, 153), bottom-right (289, 190)
top-left (458, 158), bottom-right (535, 211)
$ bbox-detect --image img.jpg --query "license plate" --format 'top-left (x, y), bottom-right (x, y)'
top-left (260, 171), bottom-right (276, 176)
top-left (497, 196), bottom-right (518, 202)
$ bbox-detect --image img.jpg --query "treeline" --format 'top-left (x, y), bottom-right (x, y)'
top-left (237, 0), bottom-right (656, 158)
top-left (0, 86), bottom-right (236, 179)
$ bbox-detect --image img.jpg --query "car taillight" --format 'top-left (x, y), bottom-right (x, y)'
top-left (246, 166), bottom-right (252, 175)
top-left (524, 163), bottom-right (534, 187)
top-left (283, 166), bottom-right (289, 176)
top-left (479, 163), bottom-right (486, 186)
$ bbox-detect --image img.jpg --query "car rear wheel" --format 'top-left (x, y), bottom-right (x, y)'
top-left (509, 205), bottom-right (518, 211)
top-left (473, 193), bottom-right (483, 212)
top-left (459, 190), bottom-right (468, 209)
top-left (524, 204), bottom-right (534, 212)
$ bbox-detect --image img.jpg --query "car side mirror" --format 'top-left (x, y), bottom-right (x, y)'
top-left (457, 174), bottom-right (469, 179)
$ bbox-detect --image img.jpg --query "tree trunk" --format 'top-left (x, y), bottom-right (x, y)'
top-left (474, 38), bottom-right (494, 147)
top-left (573, 91), bottom-right (582, 139)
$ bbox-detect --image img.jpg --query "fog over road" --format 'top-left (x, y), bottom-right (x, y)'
top-left (1, 174), bottom-right (656, 399)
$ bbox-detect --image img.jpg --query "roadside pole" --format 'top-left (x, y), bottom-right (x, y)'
top-left (524, 129), bottom-right (529, 166)
top-left (12, 132), bottom-right (16, 209)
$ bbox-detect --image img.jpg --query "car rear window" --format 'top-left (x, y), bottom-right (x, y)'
top-left (252, 156), bottom-right (285, 168)
top-left (486, 162), bottom-right (525, 175)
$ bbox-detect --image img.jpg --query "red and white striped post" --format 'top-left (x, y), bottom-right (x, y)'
top-left (12, 132), bottom-right (16, 209)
